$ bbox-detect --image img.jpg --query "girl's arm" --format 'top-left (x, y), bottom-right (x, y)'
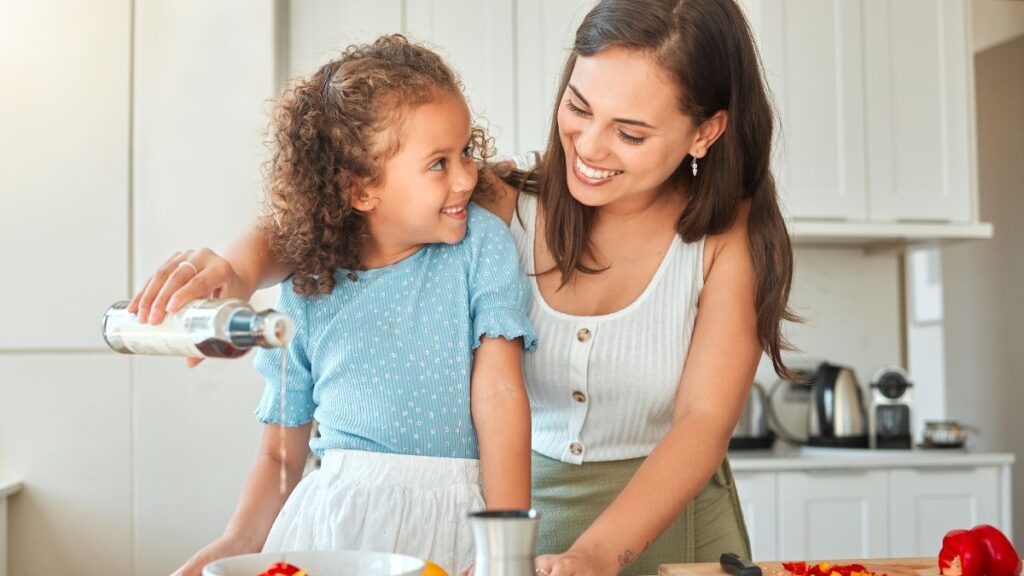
top-left (471, 336), bottom-right (532, 509)
top-left (171, 422), bottom-right (312, 576)
top-left (536, 203), bottom-right (761, 576)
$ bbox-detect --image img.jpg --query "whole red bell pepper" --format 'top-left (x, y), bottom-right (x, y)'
top-left (970, 524), bottom-right (1022, 576)
top-left (939, 529), bottom-right (986, 576)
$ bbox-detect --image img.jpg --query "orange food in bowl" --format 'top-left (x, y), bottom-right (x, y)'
top-left (423, 561), bottom-right (448, 576)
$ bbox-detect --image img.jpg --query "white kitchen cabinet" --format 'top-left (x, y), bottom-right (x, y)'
top-left (777, 469), bottom-right (889, 560)
top-left (862, 0), bottom-right (974, 222)
top-left (888, 467), bottom-right (1002, 557)
top-left (729, 450), bottom-right (1014, 561)
top-left (734, 472), bottom-right (779, 561)
top-left (0, 0), bottom-right (131, 350)
top-left (745, 0), bottom-right (978, 227)
top-left (757, 0), bottom-right (868, 220)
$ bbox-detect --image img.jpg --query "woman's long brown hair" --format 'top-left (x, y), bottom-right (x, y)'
top-left (530, 0), bottom-right (798, 378)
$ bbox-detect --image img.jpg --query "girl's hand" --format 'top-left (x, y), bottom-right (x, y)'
top-left (129, 248), bottom-right (251, 366)
top-left (535, 549), bottom-right (616, 576)
top-left (170, 534), bottom-right (256, 576)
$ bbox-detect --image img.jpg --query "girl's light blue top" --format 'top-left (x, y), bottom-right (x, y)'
top-left (253, 203), bottom-right (537, 459)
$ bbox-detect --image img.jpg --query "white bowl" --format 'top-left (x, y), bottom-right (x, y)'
top-left (202, 550), bottom-right (426, 576)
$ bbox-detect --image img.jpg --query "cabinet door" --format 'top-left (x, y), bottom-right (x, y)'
top-left (406, 1), bottom-right (517, 154)
top-left (758, 0), bottom-right (868, 220)
top-left (515, 0), bottom-right (595, 154)
top-left (778, 470), bottom-right (889, 559)
top-left (734, 471), bottom-right (779, 561)
top-left (863, 0), bottom-right (973, 222)
top-left (889, 467), bottom-right (1001, 557)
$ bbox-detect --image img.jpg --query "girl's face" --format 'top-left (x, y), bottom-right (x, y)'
top-left (557, 46), bottom-right (698, 210)
top-left (359, 91), bottom-right (478, 251)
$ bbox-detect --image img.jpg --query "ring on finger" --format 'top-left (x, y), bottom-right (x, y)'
top-left (177, 261), bottom-right (199, 275)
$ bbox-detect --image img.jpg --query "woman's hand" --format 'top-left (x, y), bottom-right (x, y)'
top-left (170, 533), bottom-right (257, 576)
top-left (535, 548), bottom-right (616, 576)
top-left (129, 248), bottom-right (253, 366)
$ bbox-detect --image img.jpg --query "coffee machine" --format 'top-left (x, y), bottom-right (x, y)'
top-left (868, 367), bottom-right (914, 449)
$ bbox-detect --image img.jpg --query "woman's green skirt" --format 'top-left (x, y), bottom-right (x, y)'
top-left (532, 451), bottom-right (751, 576)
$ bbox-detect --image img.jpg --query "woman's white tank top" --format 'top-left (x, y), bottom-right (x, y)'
top-left (511, 193), bottom-right (706, 464)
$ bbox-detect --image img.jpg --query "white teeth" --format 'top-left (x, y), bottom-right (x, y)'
top-left (575, 156), bottom-right (621, 180)
top-left (441, 204), bottom-right (466, 215)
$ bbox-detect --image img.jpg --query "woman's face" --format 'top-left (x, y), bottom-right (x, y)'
top-left (557, 46), bottom-right (697, 210)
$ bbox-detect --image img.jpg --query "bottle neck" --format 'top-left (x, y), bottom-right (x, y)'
top-left (227, 310), bottom-right (259, 348)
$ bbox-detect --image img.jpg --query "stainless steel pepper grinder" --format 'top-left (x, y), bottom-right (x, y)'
top-left (468, 510), bottom-right (540, 576)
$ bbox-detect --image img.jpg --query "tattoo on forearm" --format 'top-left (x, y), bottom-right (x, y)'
top-left (617, 541), bottom-right (652, 568)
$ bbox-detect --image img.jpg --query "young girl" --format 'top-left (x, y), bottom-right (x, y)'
top-left (165, 35), bottom-right (536, 576)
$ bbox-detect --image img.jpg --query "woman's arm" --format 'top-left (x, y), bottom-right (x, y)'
top-left (172, 422), bottom-right (312, 576)
top-left (471, 337), bottom-right (532, 509)
top-left (130, 225), bottom-right (289, 326)
top-left (537, 204), bottom-right (761, 576)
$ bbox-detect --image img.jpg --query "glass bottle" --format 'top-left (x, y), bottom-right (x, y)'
top-left (102, 298), bottom-right (293, 358)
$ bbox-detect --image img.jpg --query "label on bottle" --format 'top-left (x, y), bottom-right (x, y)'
top-left (105, 313), bottom-right (203, 356)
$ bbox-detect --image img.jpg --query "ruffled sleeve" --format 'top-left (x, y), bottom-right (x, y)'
top-left (465, 204), bottom-right (538, 352)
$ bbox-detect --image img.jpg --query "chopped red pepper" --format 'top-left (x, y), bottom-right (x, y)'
top-left (782, 561), bottom-right (877, 576)
top-left (783, 562), bottom-right (808, 575)
top-left (939, 529), bottom-right (986, 576)
top-left (970, 524), bottom-right (1022, 576)
top-left (259, 562), bottom-right (308, 576)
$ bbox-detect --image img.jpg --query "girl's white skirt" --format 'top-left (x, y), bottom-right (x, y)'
top-left (263, 449), bottom-right (484, 574)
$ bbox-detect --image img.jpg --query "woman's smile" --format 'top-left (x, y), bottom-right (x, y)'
top-left (572, 152), bottom-right (624, 186)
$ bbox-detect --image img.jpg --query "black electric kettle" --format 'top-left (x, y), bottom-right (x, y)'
top-left (807, 362), bottom-right (869, 448)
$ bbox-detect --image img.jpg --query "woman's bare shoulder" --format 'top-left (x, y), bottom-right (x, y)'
top-left (702, 198), bottom-right (753, 280)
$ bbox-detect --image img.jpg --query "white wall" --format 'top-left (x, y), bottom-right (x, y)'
top-left (942, 34), bottom-right (1024, 543)
top-left (1, 1), bottom-right (279, 575)
top-left (752, 247), bottom-right (903, 437)
top-left (131, 1), bottom-right (279, 573)
top-left (0, 0), bottom-right (133, 574)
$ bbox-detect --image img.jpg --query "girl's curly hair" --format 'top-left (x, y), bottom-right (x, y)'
top-left (263, 34), bottom-right (494, 296)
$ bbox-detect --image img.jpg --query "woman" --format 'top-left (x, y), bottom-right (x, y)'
top-left (134, 1), bottom-right (795, 575)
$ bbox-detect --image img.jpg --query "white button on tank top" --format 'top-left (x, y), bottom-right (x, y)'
top-left (511, 193), bottom-right (705, 464)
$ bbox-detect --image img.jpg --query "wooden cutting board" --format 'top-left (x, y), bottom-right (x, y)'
top-left (660, 558), bottom-right (938, 576)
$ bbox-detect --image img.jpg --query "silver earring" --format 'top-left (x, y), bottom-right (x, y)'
top-left (691, 156), bottom-right (698, 177)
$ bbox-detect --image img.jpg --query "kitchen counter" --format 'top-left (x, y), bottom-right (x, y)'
top-left (661, 558), bottom-right (936, 576)
top-left (0, 479), bottom-right (20, 576)
top-left (727, 445), bottom-right (1015, 471)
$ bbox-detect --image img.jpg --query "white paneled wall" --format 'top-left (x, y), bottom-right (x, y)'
top-left (0, 0), bottom-right (133, 574)
top-left (0, 0), bottom-right (131, 349)
top-left (132, 1), bottom-right (278, 574)
top-left (406, 1), bottom-right (517, 154)
top-left (287, 0), bottom-right (403, 77)
top-left (286, 0), bottom-right (593, 157)
top-left (514, 0), bottom-right (594, 153)
top-left (0, 356), bottom-right (132, 576)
